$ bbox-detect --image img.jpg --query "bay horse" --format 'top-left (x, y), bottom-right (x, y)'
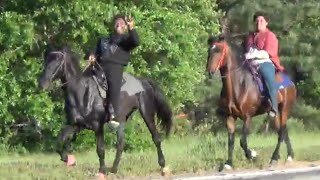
top-left (38, 46), bottom-right (172, 178)
top-left (206, 36), bottom-right (297, 170)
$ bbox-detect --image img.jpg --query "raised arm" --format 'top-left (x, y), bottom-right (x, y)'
top-left (123, 16), bottom-right (140, 51)
top-left (124, 29), bottom-right (140, 50)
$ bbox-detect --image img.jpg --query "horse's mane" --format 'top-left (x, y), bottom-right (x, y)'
top-left (208, 35), bottom-right (246, 64)
top-left (220, 37), bottom-right (249, 69)
top-left (63, 47), bottom-right (82, 75)
top-left (226, 41), bottom-right (253, 76)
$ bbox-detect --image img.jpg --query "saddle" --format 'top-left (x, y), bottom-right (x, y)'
top-left (90, 65), bottom-right (127, 92)
top-left (92, 66), bottom-right (109, 91)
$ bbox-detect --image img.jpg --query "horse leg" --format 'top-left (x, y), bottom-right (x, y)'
top-left (240, 116), bottom-right (256, 160)
top-left (139, 102), bottom-right (166, 173)
top-left (285, 128), bottom-right (294, 162)
top-left (111, 97), bottom-right (135, 173)
top-left (224, 116), bottom-right (236, 170)
top-left (95, 125), bottom-right (107, 178)
top-left (270, 114), bottom-right (285, 165)
top-left (281, 111), bottom-right (294, 162)
top-left (56, 125), bottom-right (79, 166)
top-left (111, 122), bottom-right (126, 173)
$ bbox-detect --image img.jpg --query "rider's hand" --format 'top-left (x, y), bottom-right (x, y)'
top-left (125, 16), bottom-right (134, 30)
top-left (88, 55), bottom-right (96, 64)
top-left (245, 52), bottom-right (256, 60)
top-left (278, 65), bottom-right (285, 72)
top-left (245, 48), bottom-right (258, 60)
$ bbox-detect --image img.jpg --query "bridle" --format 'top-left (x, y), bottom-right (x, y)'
top-left (207, 41), bottom-right (247, 78)
top-left (208, 42), bottom-right (228, 72)
top-left (46, 51), bottom-right (66, 82)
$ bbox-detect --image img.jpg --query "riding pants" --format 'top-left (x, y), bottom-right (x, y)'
top-left (258, 62), bottom-right (278, 113)
top-left (102, 63), bottom-right (124, 118)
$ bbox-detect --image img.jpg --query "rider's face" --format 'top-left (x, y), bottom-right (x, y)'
top-left (114, 18), bottom-right (127, 34)
top-left (255, 16), bottom-right (268, 32)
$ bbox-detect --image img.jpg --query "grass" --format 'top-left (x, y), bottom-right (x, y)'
top-left (0, 130), bottom-right (320, 179)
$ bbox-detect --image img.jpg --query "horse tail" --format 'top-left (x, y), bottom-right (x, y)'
top-left (144, 79), bottom-right (173, 137)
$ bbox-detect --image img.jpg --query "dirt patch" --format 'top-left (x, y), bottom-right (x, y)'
top-left (271, 160), bottom-right (320, 170)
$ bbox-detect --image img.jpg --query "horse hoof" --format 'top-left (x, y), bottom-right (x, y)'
top-left (224, 164), bottom-right (232, 170)
top-left (269, 159), bottom-right (278, 167)
top-left (287, 156), bottom-right (293, 162)
top-left (161, 166), bottom-right (171, 177)
top-left (97, 172), bottom-right (107, 180)
top-left (251, 149), bottom-right (257, 158)
top-left (66, 154), bottom-right (76, 166)
top-left (110, 167), bottom-right (117, 174)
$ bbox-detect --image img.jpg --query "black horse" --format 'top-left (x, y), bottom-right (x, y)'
top-left (38, 46), bottom-right (172, 178)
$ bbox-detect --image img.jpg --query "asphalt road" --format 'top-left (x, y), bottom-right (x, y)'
top-left (173, 166), bottom-right (320, 180)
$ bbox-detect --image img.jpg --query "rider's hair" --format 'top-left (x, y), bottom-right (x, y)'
top-left (113, 14), bottom-right (126, 23)
top-left (253, 11), bottom-right (270, 22)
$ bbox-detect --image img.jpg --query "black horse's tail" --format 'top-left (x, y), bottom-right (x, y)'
top-left (144, 79), bottom-right (173, 137)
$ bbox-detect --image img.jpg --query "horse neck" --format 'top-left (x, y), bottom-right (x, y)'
top-left (220, 52), bottom-right (242, 100)
top-left (60, 58), bottom-right (82, 91)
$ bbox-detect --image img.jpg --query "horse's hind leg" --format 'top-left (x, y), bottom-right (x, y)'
top-left (139, 99), bottom-right (166, 172)
top-left (56, 125), bottom-right (79, 166)
top-left (281, 111), bottom-right (294, 161)
top-left (111, 121), bottom-right (126, 173)
top-left (240, 116), bottom-right (256, 160)
top-left (270, 115), bottom-right (286, 165)
top-left (111, 96), bottom-right (136, 173)
top-left (95, 125), bottom-right (107, 177)
top-left (270, 104), bottom-right (294, 165)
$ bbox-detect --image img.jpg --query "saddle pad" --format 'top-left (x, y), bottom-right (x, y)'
top-left (93, 72), bottom-right (145, 98)
top-left (277, 72), bottom-right (294, 89)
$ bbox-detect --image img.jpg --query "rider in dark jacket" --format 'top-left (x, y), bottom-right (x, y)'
top-left (91, 14), bottom-right (140, 130)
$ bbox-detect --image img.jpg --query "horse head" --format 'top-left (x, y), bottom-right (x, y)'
top-left (38, 46), bottom-right (71, 90)
top-left (206, 35), bottom-right (231, 76)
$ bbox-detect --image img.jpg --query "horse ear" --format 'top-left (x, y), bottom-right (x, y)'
top-left (84, 49), bottom-right (95, 60)
top-left (62, 46), bottom-right (71, 53)
top-left (218, 34), bottom-right (225, 41)
top-left (44, 43), bottom-right (54, 58)
top-left (208, 36), bottom-right (218, 46)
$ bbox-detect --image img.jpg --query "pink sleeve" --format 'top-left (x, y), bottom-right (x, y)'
top-left (264, 32), bottom-right (278, 58)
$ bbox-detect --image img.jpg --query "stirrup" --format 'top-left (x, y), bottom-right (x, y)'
top-left (268, 110), bottom-right (277, 118)
top-left (107, 120), bottom-right (120, 131)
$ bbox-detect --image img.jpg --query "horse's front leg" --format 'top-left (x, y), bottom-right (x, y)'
top-left (56, 125), bottom-right (79, 166)
top-left (240, 115), bottom-right (257, 160)
top-left (95, 125), bottom-right (107, 179)
top-left (223, 116), bottom-right (236, 170)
